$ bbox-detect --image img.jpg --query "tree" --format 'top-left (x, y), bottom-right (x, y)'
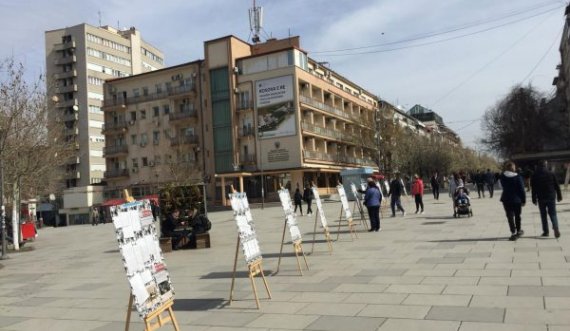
top-left (0, 58), bottom-right (73, 249)
top-left (481, 85), bottom-right (546, 158)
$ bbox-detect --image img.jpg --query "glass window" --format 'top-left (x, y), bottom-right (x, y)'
top-left (142, 157), bottom-right (148, 167)
top-left (130, 111), bottom-right (137, 121)
top-left (153, 106), bottom-right (160, 117)
top-left (140, 133), bottom-right (148, 144)
top-left (131, 134), bottom-right (137, 145)
top-left (163, 105), bottom-right (170, 115)
top-left (153, 131), bottom-right (160, 145)
top-left (140, 110), bottom-right (146, 119)
top-left (132, 158), bottom-right (138, 168)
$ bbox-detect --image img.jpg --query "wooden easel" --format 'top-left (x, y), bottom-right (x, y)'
top-left (351, 193), bottom-right (369, 232)
top-left (336, 206), bottom-right (357, 240)
top-left (311, 210), bottom-right (333, 255)
top-left (125, 295), bottom-right (180, 331)
top-left (228, 186), bottom-right (272, 309)
top-left (276, 223), bottom-right (310, 275)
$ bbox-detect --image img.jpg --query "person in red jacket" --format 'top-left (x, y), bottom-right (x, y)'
top-left (411, 174), bottom-right (425, 214)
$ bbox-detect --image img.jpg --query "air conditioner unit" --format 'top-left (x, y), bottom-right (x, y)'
top-left (129, 120), bottom-right (135, 126)
top-left (148, 161), bottom-right (155, 167)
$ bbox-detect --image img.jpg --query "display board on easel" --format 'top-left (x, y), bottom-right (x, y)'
top-left (110, 198), bottom-right (179, 331)
top-left (276, 188), bottom-right (309, 275)
top-left (228, 188), bottom-right (272, 309)
top-left (311, 185), bottom-right (333, 254)
top-left (336, 184), bottom-right (357, 240)
top-left (350, 182), bottom-right (369, 231)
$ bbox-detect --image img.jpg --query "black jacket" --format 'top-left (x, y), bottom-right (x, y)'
top-left (388, 179), bottom-right (404, 198)
top-left (499, 171), bottom-right (526, 204)
top-left (531, 166), bottom-right (562, 202)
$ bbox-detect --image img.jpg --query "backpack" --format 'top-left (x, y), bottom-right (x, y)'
top-left (191, 214), bottom-right (212, 234)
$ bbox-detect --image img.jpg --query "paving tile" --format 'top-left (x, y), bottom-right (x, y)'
top-left (384, 284), bottom-right (445, 294)
top-left (478, 277), bottom-right (542, 286)
top-left (343, 293), bottom-right (407, 305)
top-left (332, 284), bottom-right (388, 293)
top-left (0, 317), bottom-right (28, 328)
top-left (444, 285), bottom-right (508, 295)
top-left (426, 306), bottom-right (505, 322)
top-left (508, 285), bottom-right (570, 297)
top-left (354, 269), bottom-right (408, 277)
top-left (246, 313), bottom-right (319, 329)
top-left (544, 297), bottom-right (570, 309)
top-left (421, 276), bottom-right (479, 285)
top-left (3, 319), bottom-right (108, 331)
top-left (358, 304), bottom-right (430, 319)
top-left (305, 315), bottom-right (385, 331)
top-left (455, 269), bottom-right (512, 277)
top-left (469, 295), bottom-right (544, 308)
top-left (300, 302), bottom-right (367, 317)
top-left (377, 318), bottom-right (460, 331)
top-left (290, 292), bottom-right (350, 303)
top-left (285, 283), bottom-right (340, 292)
top-left (192, 312), bottom-right (262, 327)
top-left (505, 308), bottom-right (570, 324)
top-left (404, 269), bottom-right (457, 276)
top-left (402, 294), bottom-right (471, 307)
top-left (417, 257), bottom-right (465, 264)
top-left (459, 321), bottom-right (546, 331)
top-left (369, 276), bottom-right (424, 285)
top-left (322, 276), bottom-right (373, 284)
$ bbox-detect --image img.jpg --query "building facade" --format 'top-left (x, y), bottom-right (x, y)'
top-left (45, 23), bottom-right (164, 223)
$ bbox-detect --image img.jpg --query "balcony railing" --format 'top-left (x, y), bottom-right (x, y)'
top-left (54, 55), bottom-right (76, 65)
top-left (103, 145), bottom-right (128, 156)
top-left (237, 100), bottom-right (254, 111)
top-left (303, 150), bottom-right (375, 166)
top-left (63, 112), bottom-right (78, 122)
top-left (169, 107), bottom-right (197, 121)
top-left (65, 171), bottom-right (81, 180)
top-left (102, 121), bottom-right (128, 133)
top-left (53, 70), bottom-right (77, 80)
top-left (103, 84), bottom-right (196, 107)
top-left (104, 169), bottom-right (130, 179)
top-left (53, 40), bottom-right (76, 51)
top-left (242, 153), bottom-right (256, 164)
top-left (299, 95), bottom-right (372, 124)
top-left (56, 84), bottom-right (78, 94)
top-left (56, 99), bottom-right (78, 108)
top-left (170, 135), bottom-right (199, 147)
top-left (239, 126), bottom-right (255, 137)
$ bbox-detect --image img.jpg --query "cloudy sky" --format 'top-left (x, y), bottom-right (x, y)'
top-left (1, 0), bottom-right (566, 148)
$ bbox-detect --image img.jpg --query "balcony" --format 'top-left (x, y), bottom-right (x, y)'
top-left (64, 127), bottom-right (79, 136)
top-left (56, 84), bottom-right (78, 94)
top-left (54, 55), bottom-right (76, 65)
top-left (66, 156), bottom-right (80, 164)
top-left (103, 84), bottom-right (196, 107)
top-left (53, 70), bottom-right (77, 80)
top-left (63, 112), bottom-right (78, 122)
top-left (104, 168), bottom-right (129, 179)
top-left (65, 171), bottom-right (81, 180)
top-left (241, 153), bottom-right (256, 164)
top-left (301, 122), bottom-right (342, 141)
top-left (54, 40), bottom-right (76, 51)
top-left (303, 150), bottom-right (335, 162)
top-left (237, 100), bottom-right (254, 111)
top-left (101, 121), bottom-right (128, 134)
top-left (239, 126), bottom-right (255, 138)
top-left (103, 145), bottom-right (128, 157)
top-left (56, 99), bottom-right (78, 108)
top-left (169, 107), bottom-right (197, 121)
top-left (170, 135), bottom-right (199, 147)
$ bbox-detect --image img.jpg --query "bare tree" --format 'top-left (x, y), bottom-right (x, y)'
top-left (0, 58), bottom-right (73, 249)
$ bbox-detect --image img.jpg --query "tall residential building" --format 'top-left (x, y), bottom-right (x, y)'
top-left (102, 62), bottom-right (204, 199)
top-left (45, 23), bottom-right (164, 224)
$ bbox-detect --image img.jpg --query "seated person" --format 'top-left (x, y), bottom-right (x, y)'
top-left (162, 209), bottom-right (192, 250)
top-left (454, 186), bottom-right (471, 205)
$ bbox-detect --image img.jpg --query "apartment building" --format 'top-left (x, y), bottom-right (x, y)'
top-left (203, 36), bottom-right (379, 204)
top-left (408, 104), bottom-right (460, 146)
top-left (45, 23), bottom-right (164, 223)
top-left (102, 62), bottom-right (203, 199)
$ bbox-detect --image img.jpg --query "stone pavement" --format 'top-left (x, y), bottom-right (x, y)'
top-left (1, 191), bottom-right (570, 331)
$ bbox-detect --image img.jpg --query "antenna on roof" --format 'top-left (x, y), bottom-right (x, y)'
top-left (98, 10), bottom-right (102, 27)
top-left (249, 0), bottom-right (263, 43)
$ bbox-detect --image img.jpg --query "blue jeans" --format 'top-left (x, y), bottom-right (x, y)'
top-left (390, 197), bottom-right (404, 216)
top-left (538, 200), bottom-right (559, 233)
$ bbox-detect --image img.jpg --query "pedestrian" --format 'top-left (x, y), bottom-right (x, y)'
top-left (388, 173), bottom-right (406, 217)
top-left (448, 173), bottom-right (462, 198)
top-left (485, 169), bottom-right (495, 198)
top-left (293, 188), bottom-right (303, 216)
top-left (411, 174), bottom-right (424, 214)
top-left (531, 160), bottom-right (563, 238)
top-left (91, 208), bottom-right (99, 226)
top-left (475, 169), bottom-right (486, 198)
top-left (363, 177), bottom-right (382, 231)
top-left (499, 161), bottom-right (526, 241)
top-left (430, 171), bottom-right (440, 200)
top-left (303, 185), bottom-right (314, 215)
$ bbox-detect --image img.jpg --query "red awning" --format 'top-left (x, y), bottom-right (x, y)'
top-left (101, 198), bottom-right (126, 207)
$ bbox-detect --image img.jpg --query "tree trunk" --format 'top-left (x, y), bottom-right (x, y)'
top-left (11, 181), bottom-right (19, 250)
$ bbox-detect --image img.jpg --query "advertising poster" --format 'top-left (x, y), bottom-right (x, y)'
top-left (277, 188), bottom-right (303, 243)
top-left (256, 75), bottom-right (296, 138)
top-left (337, 185), bottom-right (353, 219)
top-left (229, 192), bottom-right (263, 264)
top-left (350, 183), bottom-right (362, 205)
top-left (111, 200), bottom-right (174, 319)
top-left (312, 187), bottom-right (329, 230)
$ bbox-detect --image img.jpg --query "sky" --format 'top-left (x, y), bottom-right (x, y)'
top-left (0, 0), bottom-right (567, 149)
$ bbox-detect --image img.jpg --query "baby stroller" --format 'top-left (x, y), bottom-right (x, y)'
top-left (453, 186), bottom-right (473, 218)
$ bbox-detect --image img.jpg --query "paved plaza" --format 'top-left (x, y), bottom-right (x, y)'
top-left (1, 191), bottom-right (570, 331)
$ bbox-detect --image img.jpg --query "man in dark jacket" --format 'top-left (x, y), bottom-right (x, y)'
top-left (475, 170), bottom-right (486, 198)
top-left (430, 172), bottom-right (440, 200)
top-left (531, 160), bottom-right (563, 238)
top-left (388, 173), bottom-right (406, 217)
top-left (485, 169), bottom-right (495, 198)
top-left (499, 162), bottom-right (526, 241)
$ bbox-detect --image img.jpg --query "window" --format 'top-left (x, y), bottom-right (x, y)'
top-left (133, 88), bottom-right (140, 97)
top-left (153, 131), bottom-right (160, 145)
top-left (89, 105), bottom-right (103, 114)
top-left (88, 92), bottom-right (104, 100)
top-left (153, 106), bottom-right (160, 117)
top-left (165, 82), bottom-right (172, 92)
top-left (141, 47), bottom-right (164, 64)
top-left (140, 133), bottom-right (148, 144)
top-left (142, 157), bottom-right (148, 167)
top-left (140, 109), bottom-right (146, 119)
top-left (142, 87), bottom-right (148, 96)
top-left (132, 158), bottom-right (139, 168)
top-left (163, 105), bottom-right (170, 115)
top-left (131, 134), bottom-right (137, 145)
top-left (156, 84), bottom-right (163, 94)
top-left (163, 129), bottom-right (172, 139)
top-left (130, 111), bottom-right (137, 121)
top-left (88, 76), bottom-right (105, 86)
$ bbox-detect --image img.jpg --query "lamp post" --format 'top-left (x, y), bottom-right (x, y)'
top-left (258, 131), bottom-right (264, 209)
top-left (49, 193), bottom-right (59, 228)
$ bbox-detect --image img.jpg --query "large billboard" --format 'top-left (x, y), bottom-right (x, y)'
top-left (256, 75), bottom-right (296, 139)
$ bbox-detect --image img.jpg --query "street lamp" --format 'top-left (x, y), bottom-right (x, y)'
top-left (258, 131), bottom-right (264, 209)
top-left (49, 193), bottom-right (59, 227)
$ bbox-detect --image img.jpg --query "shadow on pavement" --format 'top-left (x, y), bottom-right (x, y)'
top-left (104, 249), bottom-right (120, 254)
top-left (200, 270), bottom-right (274, 279)
top-left (422, 221), bottom-right (446, 225)
top-left (429, 237), bottom-right (509, 243)
top-left (173, 298), bottom-right (227, 311)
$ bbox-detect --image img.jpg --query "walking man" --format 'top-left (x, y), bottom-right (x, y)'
top-left (499, 161), bottom-right (526, 241)
top-left (485, 168), bottom-right (495, 198)
top-left (303, 184), bottom-right (314, 215)
top-left (430, 171), bottom-right (440, 200)
top-left (475, 170), bottom-right (486, 198)
top-left (363, 178), bottom-right (382, 232)
top-left (531, 160), bottom-right (563, 238)
top-left (388, 173), bottom-right (406, 217)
